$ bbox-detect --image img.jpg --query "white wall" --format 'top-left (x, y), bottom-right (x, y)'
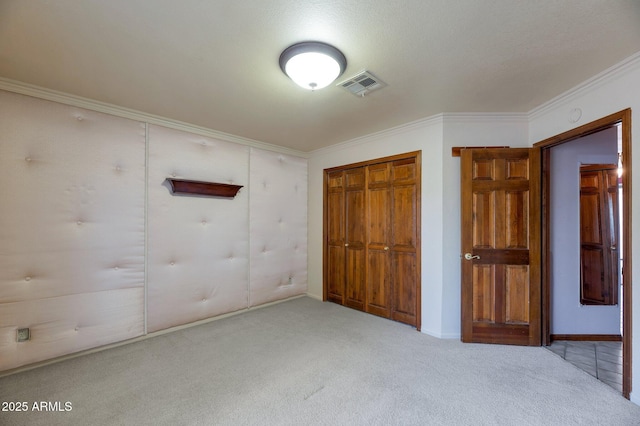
top-left (441, 115), bottom-right (529, 337)
top-left (307, 117), bottom-right (444, 336)
top-left (528, 52), bottom-right (640, 404)
top-left (307, 114), bottom-right (529, 338)
top-left (550, 128), bottom-right (620, 334)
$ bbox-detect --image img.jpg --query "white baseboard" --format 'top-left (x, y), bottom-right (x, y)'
top-left (631, 390), bottom-right (639, 407)
top-left (421, 328), bottom-right (460, 340)
top-left (305, 292), bottom-right (323, 301)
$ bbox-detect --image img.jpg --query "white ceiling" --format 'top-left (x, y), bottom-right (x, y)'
top-left (1, 0), bottom-right (639, 152)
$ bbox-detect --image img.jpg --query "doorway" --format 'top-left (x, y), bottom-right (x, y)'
top-left (535, 109), bottom-right (632, 398)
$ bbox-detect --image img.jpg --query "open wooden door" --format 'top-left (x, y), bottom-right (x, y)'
top-left (460, 148), bottom-right (541, 345)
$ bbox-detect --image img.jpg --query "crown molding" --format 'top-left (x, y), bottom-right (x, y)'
top-left (529, 50), bottom-right (640, 120)
top-left (310, 112), bottom-right (529, 157)
top-left (0, 77), bottom-right (308, 159)
top-left (310, 114), bottom-right (444, 157)
top-left (442, 112), bottom-right (528, 124)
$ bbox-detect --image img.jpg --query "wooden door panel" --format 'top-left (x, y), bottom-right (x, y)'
top-left (505, 265), bottom-right (529, 323)
top-left (327, 170), bottom-right (344, 189)
top-left (472, 265), bottom-right (495, 322)
top-left (392, 185), bottom-right (417, 248)
top-left (327, 192), bottom-right (344, 245)
top-left (368, 187), bottom-right (390, 245)
top-left (505, 191), bottom-right (529, 248)
top-left (346, 192), bottom-right (365, 245)
top-left (473, 192), bottom-right (495, 248)
top-left (345, 167), bottom-right (365, 188)
top-left (325, 170), bottom-right (345, 304)
top-left (345, 248), bottom-right (366, 310)
top-left (345, 167), bottom-right (366, 310)
top-left (366, 163), bottom-right (391, 318)
top-left (392, 158), bottom-right (416, 184)
top-left (506, 157), bottom-right (529, 179)
top-left (461, 148), bottom-right (540, 345)
top-left (392, 252), bottom-right (417, 325)
top-left (581, 247), bottom-right (606, 303)
top-left (327, 245), bottom-right (345, 303)
top-left (366, 250), bottom-right (390, 318)
top-left (580, 192), bottom-right (602, 244)
top-left (368, 162), bottom-right (391, 186)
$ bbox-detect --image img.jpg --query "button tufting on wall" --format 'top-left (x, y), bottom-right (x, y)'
top-left (76, 116), bottom-right (84, 121)
top-left (77, 220), bottom-right (83, 226)
top-left (201, 298), bottom-right (207, 302)
top-left (115, 165), bottom-right (121, 172)
top-left (25, 157), bottom-right (31, 162)
top-left (201, 220), bottom-right (207, 225)
top-left (170, 261), bottom-right (175, 266)
top-left (171, 173), bottom-right (177, 178)
top-left (25, 276), bottom-right (31, 282)
top-left (114, 266), bottom-right (119, 270)
top-left (75, 327), bottom-right (79, 331)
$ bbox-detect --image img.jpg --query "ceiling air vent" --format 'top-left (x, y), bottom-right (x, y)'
top-left (337, 71), bottom-right (386, 97)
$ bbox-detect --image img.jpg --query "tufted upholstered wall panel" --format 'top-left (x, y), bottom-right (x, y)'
top-left (0, 91), bottom-right (146, 371)
top-left (146, 125), bottom-right (250, 332)
top-left (0, 90), bottom-right (308, 371)
top-left (249, 149), bottom-right (307, 306)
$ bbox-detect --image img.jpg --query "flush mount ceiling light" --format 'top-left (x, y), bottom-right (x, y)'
top-left (279, 41), bottom-right (347, 90)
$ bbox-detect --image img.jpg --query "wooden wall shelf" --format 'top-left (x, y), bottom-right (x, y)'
top-left (167, 178), bottom-right (243, 198)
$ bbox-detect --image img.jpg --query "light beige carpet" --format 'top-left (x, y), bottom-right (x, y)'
top-left (1, 297), bottom-right (639, 425)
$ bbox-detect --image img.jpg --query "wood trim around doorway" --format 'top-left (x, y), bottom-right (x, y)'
top-left (534, 108), bottom-right (632, 399)
top-left (550, 334), bottom-right (623, 342)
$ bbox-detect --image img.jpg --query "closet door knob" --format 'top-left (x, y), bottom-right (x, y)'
top-left (345, 243), bottom-right (349, 247)
top-left (384, 246), bottom-right (389, 251)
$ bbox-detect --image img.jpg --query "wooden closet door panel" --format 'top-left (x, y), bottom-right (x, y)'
top-left (390, 158), bottom-right (418, 326)
top-left (392, 252), bottom-right (417, 324)
top-left (392, 185), bottom-right (417, 249)
top-left (345, 168), bottom-right (366, 310)
top-left (367, 163), bottom-right (392, 317)
top-left (326, 171), bottom-right (345, 303)
top-left (327, 245), bottom-right (345, 303)
top-left (367, 250), bottom-right (390, 317)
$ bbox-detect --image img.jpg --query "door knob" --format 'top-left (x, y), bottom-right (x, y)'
top-left (345, 243), bottom-right (349, 247)
top-left (464, 253), bottom-right (480, 261)
top-left (384, 246), bottom-right (389, 251)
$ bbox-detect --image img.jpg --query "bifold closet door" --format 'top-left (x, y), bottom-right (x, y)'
top-left (324, 152), bottom-right (420, 329)
top-left (326, 170), bottom-right (346, 304)
top-left (366, 158), bottom-right (418, 326)
top-left (389, 158), bottom-right (419, 326)
top-left (366, 163), bottom-right (392, 318)
top-left (325, 166), bottom-right (366, 309)
top-left (343, 167), bottom-right (367, 310)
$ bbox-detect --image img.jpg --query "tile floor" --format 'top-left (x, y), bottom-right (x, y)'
top-left (546, 340), bottom-right (623, 393)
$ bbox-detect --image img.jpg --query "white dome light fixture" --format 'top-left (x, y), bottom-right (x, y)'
top-left (279, 41), bottom-right (347, 91)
